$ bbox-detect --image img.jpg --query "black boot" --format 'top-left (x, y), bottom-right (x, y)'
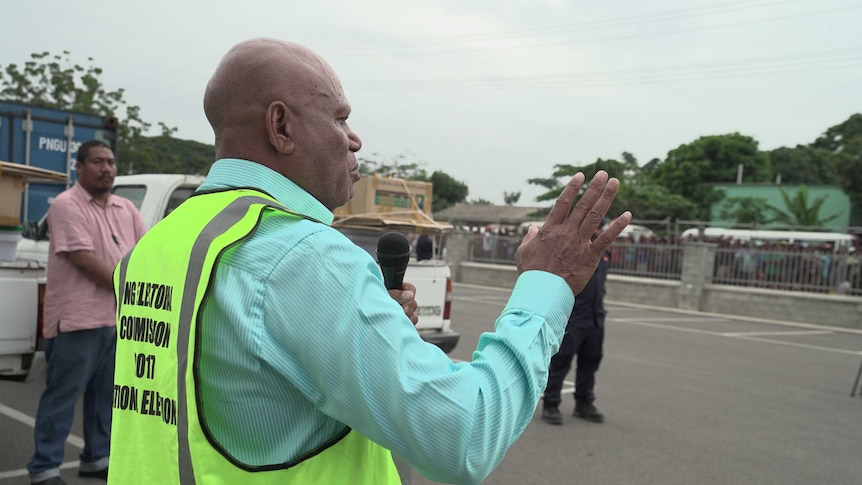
top-left (78, 467), bottom-right (108, 481)
top-left (574, 401), bottom-right (604, 423)
top-left (541, 403), bottom-right (563, 425)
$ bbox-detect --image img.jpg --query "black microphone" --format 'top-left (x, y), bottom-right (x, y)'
top-left (376, 232), bottom-right (410, 290)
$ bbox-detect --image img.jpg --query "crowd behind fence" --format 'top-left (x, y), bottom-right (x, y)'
top-left (462, 231), bottom-right (862, 297)
top-left (712, 240), bottom-right (860, 296)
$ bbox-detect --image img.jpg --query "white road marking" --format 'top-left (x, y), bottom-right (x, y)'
top-left (0, 402), bottom-right (85, 448)
top-left (0, 461), bottom-right (79, 480)
top-left (612, 317), bottom-right (730, 323)
top-left (730, 335), bottom-right (862, 355)
top-left (452, 295), bottom-right (509, 306)
top-left (615, 320), bottom-right (861, 356)
top-left (721, 330), bottom-right (834, 337)
top-left (612, 320), bottom-right (723, 336)
top-left (0, 402), bottom-right (34, 428)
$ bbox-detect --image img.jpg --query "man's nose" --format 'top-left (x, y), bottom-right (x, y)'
top-left (348, 128), bottom-right (362, 152)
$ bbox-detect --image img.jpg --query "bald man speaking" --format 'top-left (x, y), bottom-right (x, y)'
top-left (108, 38), bottom-right (630, 485)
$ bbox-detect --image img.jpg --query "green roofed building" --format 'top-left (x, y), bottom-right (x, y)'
top-left (710, 184), bottom-right (851, 229)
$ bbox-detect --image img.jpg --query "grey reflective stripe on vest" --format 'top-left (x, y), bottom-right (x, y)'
top-left (117, 195), bottom-right (291, 484)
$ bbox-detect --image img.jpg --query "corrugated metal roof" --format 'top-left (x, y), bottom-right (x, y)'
top-left (433, 203), bottom-right (546, 225)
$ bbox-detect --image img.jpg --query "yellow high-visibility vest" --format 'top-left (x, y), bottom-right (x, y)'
top-left (110, 188), bottom-right (401, 484)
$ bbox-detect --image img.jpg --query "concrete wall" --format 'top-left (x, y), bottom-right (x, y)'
top-left (700, 285), bottom-right (862, 329)
top-left (446, 233), bottom-right (862, 330)
top-left (606, 276), bottom-right (680, 309)
top-left (457, 262), bottom-right (519, 289)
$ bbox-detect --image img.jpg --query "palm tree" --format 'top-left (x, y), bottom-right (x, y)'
top-left (768, 185), bottom-right (842, 227)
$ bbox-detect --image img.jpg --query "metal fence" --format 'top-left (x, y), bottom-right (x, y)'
top-left (713, 243), bottom-right (861, 296)
top-left (462, 232), bottom-right (862, 296)
top-left (607, 242), bottom-right (684, 280)
top-left (468, 232), bottom-right (521, 266)
top-left (467, 235), bottom-right (683, 280)
top-left (673, 220), bottom-right (862, 240)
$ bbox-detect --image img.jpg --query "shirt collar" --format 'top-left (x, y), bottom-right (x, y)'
top-left (197, 158), bottom-right (334, 225)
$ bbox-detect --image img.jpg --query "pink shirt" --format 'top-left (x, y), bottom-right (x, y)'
top-left (43, 183), bottom-right (147, 338)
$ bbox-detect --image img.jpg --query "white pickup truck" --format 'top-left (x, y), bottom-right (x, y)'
top-left (16, 173), bottom-right (459, 358)
top-left (0, 259), bottom-right (44, 379)
top-left (0, 162), bottom-right (65, 379)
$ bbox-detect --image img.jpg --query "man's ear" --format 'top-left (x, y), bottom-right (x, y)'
top-left (266, 101), bottom-right (296, 155)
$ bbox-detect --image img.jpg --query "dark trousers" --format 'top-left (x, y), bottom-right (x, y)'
top-left (27, 326), bottom-right (116, 481)
top-left (543, 323), bottom-right (604, 405)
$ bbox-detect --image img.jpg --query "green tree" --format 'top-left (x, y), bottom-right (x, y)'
top-left (640, 157), bottom-right (662, 178)
top-left (812, 114), bottom-right (862, 224)
top-left (359, 153), bottom-right (428, 180)
top-left (525, 174), bottom-right (563, 201)
top-left (620, 151), bottom-right (642, 185)
top-left (503, 191), bottom-right (521, 205)
top-left (833, 137), bottom-right (862, 225)
top-left (812, 113), bottom-right (862, 152)
top-left (428, 170), bottom-right (469, 212)
top-left (0, 51), bottom-right (169, 174)
top-left (528, 154), bottom-right (637, 218)
top-left (718, 196), bottom-right (773, 225)
top-left (767, 145), bottom-right (839, 185)
top-left (768, 185), bottom-right (842, 227)
top-left (618, 185), bottom-right (698, 221)
top-left (128, 136), bottom-right (214, 175)
top-left (647, 133), bottom-right (771, 219)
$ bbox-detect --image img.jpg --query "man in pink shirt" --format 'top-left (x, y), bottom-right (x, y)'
top-left (27, 140), bottom-right (146, 485)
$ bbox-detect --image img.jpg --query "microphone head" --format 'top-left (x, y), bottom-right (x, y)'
top-left (376, 232), bottom-right (410, 290)
top-left (376, 231), bottom-right (410, 266)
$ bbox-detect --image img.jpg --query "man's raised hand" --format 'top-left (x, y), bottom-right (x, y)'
top-left (515, 170), bottom-right (631, 296)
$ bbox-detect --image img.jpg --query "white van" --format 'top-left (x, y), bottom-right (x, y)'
top-left (519, 221), bottom-right (656, 242)
top-left (679, 228), bottom-right (855, 251)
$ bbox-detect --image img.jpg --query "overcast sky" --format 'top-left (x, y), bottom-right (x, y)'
top-left (3, 0), bottom-right (861, 205)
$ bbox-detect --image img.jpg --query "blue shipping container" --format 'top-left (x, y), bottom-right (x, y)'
top-left (0, 102), bottom-right (118, 223)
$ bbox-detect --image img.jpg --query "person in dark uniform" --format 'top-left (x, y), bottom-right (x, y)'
top-left (416, 234), bottom-right (433, 261)
top-left (541, 218), bottom-right (611, 424)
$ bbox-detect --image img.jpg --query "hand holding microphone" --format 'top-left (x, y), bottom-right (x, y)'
top-left (377, 232), bottom-right (419, 325)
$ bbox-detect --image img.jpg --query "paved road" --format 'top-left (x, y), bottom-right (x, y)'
top-left (418, 284), bottom-right (862, 485)
top-left (2, 283), bottom-right (861, 484)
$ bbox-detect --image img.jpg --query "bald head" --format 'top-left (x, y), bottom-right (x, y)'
top-left (204, 39), bottom-right (332, 158)
top-left (203, 38), bottom-right (363, 210)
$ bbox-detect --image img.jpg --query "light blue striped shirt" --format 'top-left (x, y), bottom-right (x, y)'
top-left (197, 159), bottom-right (574, 484)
